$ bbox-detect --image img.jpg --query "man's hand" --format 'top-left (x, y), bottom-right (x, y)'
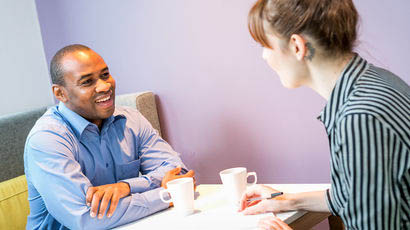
top-left (161, 167), bottom-right (195, 189)
top-left (86, 182), bottom-right (130, 219)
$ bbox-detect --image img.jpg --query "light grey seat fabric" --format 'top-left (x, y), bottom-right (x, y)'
top-left (116, 91), bottom-right (162, 137)
top-left (0, 108), bottom-right (47, 182)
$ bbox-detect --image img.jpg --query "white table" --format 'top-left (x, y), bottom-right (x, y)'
top-left (115, 184), bottom-right (330, 230)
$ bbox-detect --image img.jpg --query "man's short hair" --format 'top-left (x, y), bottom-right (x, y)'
top-left (50, 44), bottom-right (91, 86)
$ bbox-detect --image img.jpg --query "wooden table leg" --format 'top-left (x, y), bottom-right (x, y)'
top-left (288, 212), bottom-right (330, 229)
top-left (328, 215), bottom-right (344, 230)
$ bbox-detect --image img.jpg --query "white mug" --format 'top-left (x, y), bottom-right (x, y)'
top-left (219, 167), bottom-right (257, 206)
top-left (159, 177), bottom-right (194, 216)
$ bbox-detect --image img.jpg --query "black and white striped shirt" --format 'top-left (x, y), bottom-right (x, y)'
top-left (319, 54), bottom-right (410, 229)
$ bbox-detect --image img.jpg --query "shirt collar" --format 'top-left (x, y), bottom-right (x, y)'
top-left (58, 102), bottom-right (126, 138)
top-left (318, 54), bottom-right (369, 133)
top-left (58, 102), bottom-right (91, 138)
top-left (106, 108), bottom-right (126, 127)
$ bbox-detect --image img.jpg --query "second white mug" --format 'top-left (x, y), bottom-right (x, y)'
top-left (219, 167), bottom-right (257, 206)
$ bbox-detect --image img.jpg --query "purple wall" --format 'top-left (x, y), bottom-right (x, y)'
top-left (35, 0), bottom-right (410, 184)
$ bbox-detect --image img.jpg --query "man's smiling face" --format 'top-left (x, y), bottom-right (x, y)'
top-left (58, 49), bottom-right (116, 127)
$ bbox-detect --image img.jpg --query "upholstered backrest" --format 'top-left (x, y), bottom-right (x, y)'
top-left (116, 91), bottom-right (162, 137)
top-left (0, 108), bottom-right (47, 182)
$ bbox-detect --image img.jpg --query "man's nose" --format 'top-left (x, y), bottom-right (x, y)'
top-left (95, 79), bottom-right (111, 92)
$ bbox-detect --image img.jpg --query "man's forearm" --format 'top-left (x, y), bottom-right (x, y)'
top-left (284, 190), bottom-right (330, 212)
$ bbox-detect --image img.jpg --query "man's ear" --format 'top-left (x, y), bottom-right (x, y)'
top-left (52, 84), bottom-right (68, 102)
top-left (289, 34), bottom-right (307, 61)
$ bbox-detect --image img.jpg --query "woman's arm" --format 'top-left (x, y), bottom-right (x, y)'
top-left (239, 185), bottom-right (330, 214)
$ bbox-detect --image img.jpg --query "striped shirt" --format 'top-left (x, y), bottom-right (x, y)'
top-left (319, 54), bottom-right (410, 229)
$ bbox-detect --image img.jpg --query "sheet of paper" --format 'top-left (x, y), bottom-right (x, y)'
top-left (187, 206), bottom-right (274, 230)
top-left (116, 207), bottom-right (274, 230)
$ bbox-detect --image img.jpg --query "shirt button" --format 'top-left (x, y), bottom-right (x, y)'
top-left (106, 163), bottom-right (109, 168)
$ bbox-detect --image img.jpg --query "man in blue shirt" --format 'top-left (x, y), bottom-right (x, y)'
top-left (24, 44), bottom-right (194, 229)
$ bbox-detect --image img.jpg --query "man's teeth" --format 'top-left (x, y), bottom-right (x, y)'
top-left (96, 96), bottom-right (111, 103)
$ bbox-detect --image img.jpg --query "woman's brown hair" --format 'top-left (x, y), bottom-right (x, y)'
top-left (248, 0), bottom-right (358, 56)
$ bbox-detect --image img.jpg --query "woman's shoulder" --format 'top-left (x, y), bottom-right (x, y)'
top-left (343, 64), bottom-right (409, 115)
top-left (335, 65), bottom-right (409, 138)
top-left (360, 64), bottom-right (410, 99)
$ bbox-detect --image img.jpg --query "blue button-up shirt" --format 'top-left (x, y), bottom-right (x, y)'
top-left (24, 102), bottom-right (186, 229)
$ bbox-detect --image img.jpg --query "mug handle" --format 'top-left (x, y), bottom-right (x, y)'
top-left (247, 172), bottom-right (257, 185)
top-left (159, 189), bottom-right (172, 203)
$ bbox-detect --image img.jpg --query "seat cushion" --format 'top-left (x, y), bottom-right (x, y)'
top-left (0, 175), bottom-right (29, 230)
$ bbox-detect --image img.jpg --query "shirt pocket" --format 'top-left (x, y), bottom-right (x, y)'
top-left (117, 159), bottom-right (141, 181)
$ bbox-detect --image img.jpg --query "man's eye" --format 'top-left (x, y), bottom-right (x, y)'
top-left (82, 79), bottom-right (93, 85)
top-left (102, 72), bottom-right (110, 79)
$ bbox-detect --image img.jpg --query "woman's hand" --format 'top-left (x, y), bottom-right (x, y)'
top-left (239, 185), bottom-right (291, 215)
top-left (257, 216), bottom-right (292, 230)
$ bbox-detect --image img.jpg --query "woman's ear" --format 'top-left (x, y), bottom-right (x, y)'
top-left (52, 84), bottom-right (68, 102)
top-left (289, 34), bottom-right (308, 61)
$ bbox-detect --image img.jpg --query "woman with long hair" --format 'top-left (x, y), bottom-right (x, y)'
top-left (239, 0), bottom-right (410, 229)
